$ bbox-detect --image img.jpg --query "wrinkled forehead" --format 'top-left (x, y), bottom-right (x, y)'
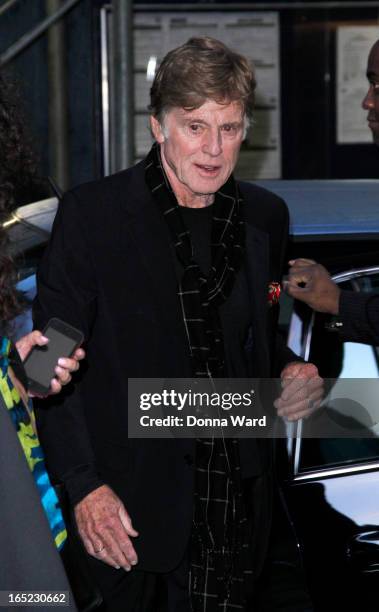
top-left (165, 99), bottom-right (245, 123)
top-left (367, 40), bottom-right (379, 78)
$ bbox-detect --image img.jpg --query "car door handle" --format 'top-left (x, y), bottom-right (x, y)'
top-left (347, 531), bottom-right (379, 574)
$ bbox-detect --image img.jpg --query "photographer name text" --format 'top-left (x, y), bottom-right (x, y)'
top-left (139, 415), bottom-right (267, 428)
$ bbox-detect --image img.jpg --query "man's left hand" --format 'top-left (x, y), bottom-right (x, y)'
top-left (274, 361), bottom-right (324, 421)
top-left (16, 330), bottom-right (85, 396)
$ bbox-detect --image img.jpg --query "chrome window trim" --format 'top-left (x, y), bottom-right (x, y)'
top-left (332, 266), bottom-right (379, 284)
top-left (293, 460), bottom-right (379, 482)
top-left (292, 423), bottom-right (302, 477)
top-left (100, 5), bottom-right (111, 177)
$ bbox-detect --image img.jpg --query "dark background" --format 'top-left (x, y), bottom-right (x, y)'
top-left (0, 0), bottom-right (378, 189)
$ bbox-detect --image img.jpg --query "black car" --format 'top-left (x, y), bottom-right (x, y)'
top-left (258, 179), bottom-right (379, 612)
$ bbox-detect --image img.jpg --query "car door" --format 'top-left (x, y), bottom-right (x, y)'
top-left (283, 267), bottom-right (379, 612)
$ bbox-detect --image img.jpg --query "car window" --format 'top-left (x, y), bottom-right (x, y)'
top-left (293, 270), bottom-right (379, 473)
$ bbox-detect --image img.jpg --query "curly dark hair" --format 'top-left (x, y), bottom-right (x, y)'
top-left (0, 72), bottom-right (40, 323)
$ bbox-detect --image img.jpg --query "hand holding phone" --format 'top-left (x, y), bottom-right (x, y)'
top-left (23, 318), bottom-right (84, 395)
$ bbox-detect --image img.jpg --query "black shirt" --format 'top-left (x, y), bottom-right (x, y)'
top-left (179, 205), bottom-right (261, 478)
top-left (180, 205), bottom-right (253, 378)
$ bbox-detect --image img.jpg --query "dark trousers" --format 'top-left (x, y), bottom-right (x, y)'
top-left (89, 557), bottom-right (313, 612)
top-left (89, 551), bottom-right (191, 612)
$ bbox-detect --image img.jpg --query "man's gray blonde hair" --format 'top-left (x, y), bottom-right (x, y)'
top-left (149, 37), bottom-right (256, 124)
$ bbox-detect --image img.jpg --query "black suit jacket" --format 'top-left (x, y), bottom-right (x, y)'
top-left (34, 160), bottom-right (297, 573)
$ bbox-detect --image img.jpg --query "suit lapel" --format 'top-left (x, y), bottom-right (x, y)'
top-left (118, 166), bottom-right (190, 369)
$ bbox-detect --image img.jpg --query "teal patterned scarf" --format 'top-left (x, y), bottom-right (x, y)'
top-left (0, 337), bottom-right (67, 550)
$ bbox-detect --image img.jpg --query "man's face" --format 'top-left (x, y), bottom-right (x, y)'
top-left (362, 40), bottom-right (379, 145)
top-left (150, 99), bottom-right (245, 205)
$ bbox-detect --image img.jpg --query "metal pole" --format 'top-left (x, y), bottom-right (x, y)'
top-left (136, 2), bottom-right (379, 9)
top-left (112, 0), bottom-right (134, 171)
top-left (46, 0), bottom-right (70, 190)
top-left (0, 0), bottom-right (20, 18)
top-left (0, 0), bottom-right (83, 67)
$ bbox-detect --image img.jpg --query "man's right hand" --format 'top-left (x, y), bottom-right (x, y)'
top-left (74, 484), bottom-right (138, 571)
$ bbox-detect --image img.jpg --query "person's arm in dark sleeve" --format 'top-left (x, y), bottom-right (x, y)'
top-left (273, 333), bottom-right (303, 374)
top-left (33, 190), bottom-right (104, 506)
top-left (337, 291), bottom-right (379, 345)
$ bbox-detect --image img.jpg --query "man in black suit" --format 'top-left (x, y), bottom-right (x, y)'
top-left (286, 39), bottom-right (379, 345)
top-left (34, 37), bottom-right (322, 611)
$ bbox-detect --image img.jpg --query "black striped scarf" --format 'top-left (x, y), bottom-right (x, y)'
top-left (145, 144), bottom-right (253, 611)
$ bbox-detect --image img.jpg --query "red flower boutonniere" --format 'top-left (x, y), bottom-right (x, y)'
top-left (268, 281), bottom-right (281, 306)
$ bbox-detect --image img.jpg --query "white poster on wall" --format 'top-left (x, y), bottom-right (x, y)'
top-left (337, 26), bottom-right (379, 144)
top-left (134, 11), bottom-right (281, 179)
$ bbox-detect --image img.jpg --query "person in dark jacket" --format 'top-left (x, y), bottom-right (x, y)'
top-left (0, 71), bottom-right (83, 609)
top-left (34, 37), bottom-right (323, 611)
top-left (285, 39), bottom-right (379, 345)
